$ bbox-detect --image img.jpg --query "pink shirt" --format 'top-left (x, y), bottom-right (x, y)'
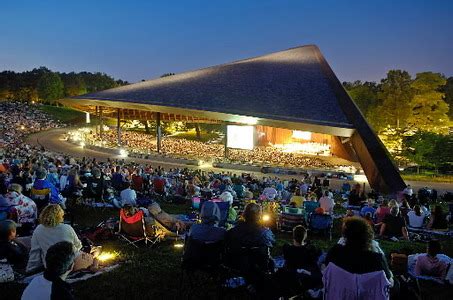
top-left (415, 254), bottom-right (448, 279)
top-left (376, 207), bottom-right (391, 223)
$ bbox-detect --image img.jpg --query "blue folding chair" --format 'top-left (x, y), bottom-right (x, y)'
top-left (303, 201), bottom-right (320, 219)
top-left (200, 201), bottom-right (230, 227)
top-left (308, 213), bottom-right (333, 241)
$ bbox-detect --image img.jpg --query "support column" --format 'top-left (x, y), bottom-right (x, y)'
top-left (117, 108), bottom-right (121, 146)
top-left (99, 106), bottom-right (104, 139)
top-left (95, 106), bottom-right (99, 135)
top-left (156, 112), bottom-right (162, 153)
top-left (224, 124), bottom-right (229, 159)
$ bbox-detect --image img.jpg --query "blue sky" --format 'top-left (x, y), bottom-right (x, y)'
top-left (1, 0), bottom-right (452, 83)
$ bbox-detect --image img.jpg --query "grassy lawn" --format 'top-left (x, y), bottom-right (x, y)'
top-left (3, 203), bottom-right (452, 299)
top-left (402, 174), bottom-right (453, 183)
top-left (37, 105), bottom-right (86, 124)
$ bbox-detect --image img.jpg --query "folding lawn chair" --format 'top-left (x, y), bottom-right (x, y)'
top-left (117, 209), bottom-right (162, 248)
top-left (30, 187), bottom-right (51, 213)
top-left (407, 253), bottom-right (452, 298)
top-left (308, 213), bottom-right (333, 241)
top-left (278, 206), bottom-right (305, 231)
top-left (303, 201), bottom-right (319, 219)
top-left (180, 236), bottom-right (225, 297)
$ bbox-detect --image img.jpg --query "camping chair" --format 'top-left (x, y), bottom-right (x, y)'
top-left (180, 237), bottom-right (225, 297)
top-left (117, 209), bottom-right (162, 248)
top-left (303, 201), bottom-right (319, 219)
top-left (30, 187), bottom-right (51, 213)
top-left (407, 253), bottom-right (452, 298)
top-left (308, 213), bottom-right (333, 241)
top-left (323, 262), bottom-right (391, 300)
top-left (224, 244), bottom-right (274, 288)
top-left (278, 206), bottom-right (305, 231)
top-left (212, 201), bottom-right (230, 227)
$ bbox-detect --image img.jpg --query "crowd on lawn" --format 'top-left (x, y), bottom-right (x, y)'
top-left (82, 129), bottom-right (341, 170)
top-left (0, 101), bottom-right (452, 299)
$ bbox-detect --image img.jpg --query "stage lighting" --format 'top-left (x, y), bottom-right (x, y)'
top-left (119, 149), bottom-right (128, 157)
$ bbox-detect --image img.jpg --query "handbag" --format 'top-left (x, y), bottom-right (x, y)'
top-left (0, 259), bottom-right (15, 283)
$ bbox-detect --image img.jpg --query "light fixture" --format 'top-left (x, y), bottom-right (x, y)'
top-left (119, 149), bottom-right (128, 157)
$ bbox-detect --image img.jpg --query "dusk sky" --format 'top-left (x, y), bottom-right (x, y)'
top-left (1, 0), bottom-right (452, 83)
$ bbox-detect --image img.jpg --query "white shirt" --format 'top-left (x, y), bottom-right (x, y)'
top-left (407, 210), bottom-right (425, 228)
top-left (319, 196), bottom-right (335, 214)
top-left (26, 224), bottom-right (82, 273)
top-left (22, 275), bottom-right (52, 300)
top-left (120, 188), bottom-right (137, 206)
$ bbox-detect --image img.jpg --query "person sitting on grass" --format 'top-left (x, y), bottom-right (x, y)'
top-left (407, 205), bottom-right (426, 228)
top-left (5, 183), bottom-right (38, 234)
top-left (427, 205), bottom-right (448, 230)
top-left (415, 240), bottom-right (449, 279)
top-left (319, 190), bottom-right (334, 215)
top-left (22, 241), bottom-right (75, 300)
top-left (360, 199), bottom-right (376, 219)
top-left (118, 181), bottom-right (137, 208)
top-left (375, 199), bottom-right (391, 224)
top-left (280, 225), bottom-right (322, 292)
top-left (326, 217), bottom-right (393, 284)
top-left (26, 204), bottom-right (96, 273)
top-left (379, 206), bottom-right (409, 240)
top-left (188, 201), bottom-right (226, 243)
top-left (0, 220), bottom-right (29, 272)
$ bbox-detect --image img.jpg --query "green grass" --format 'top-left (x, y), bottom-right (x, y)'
top-left (37, 105), bottom-right (86, 124)
top-left (4, 203), bottom-right (453, 299)
top-left (401, 174), bottom-right (453, 183)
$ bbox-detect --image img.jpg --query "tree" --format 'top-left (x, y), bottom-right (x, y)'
top-left (402, 132), bottom-right (453, 170)
top-left (61, 72), bottom-right (87, 96)
top-left (374, 70), bottom-right (414, 131)
top-left (408, 72), bottom-right (449, 134)
top-left (343, 80), bottom-right (379, 117)
top-left (441, 77), bottom-right (453, 118)
top-left (37, 72), bottom-right (64, 101)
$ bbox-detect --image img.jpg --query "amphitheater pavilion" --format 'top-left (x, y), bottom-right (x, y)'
top-left (59, 45), bottom-right (405, 194)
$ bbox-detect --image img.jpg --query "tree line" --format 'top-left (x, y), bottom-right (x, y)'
top-left (344, 71), bottom-right (453, 171)
top-left (0, 67), bottom-right (129, 102)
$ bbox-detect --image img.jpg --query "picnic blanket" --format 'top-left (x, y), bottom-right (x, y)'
top-left (19, 264), bottom-right (120, 284)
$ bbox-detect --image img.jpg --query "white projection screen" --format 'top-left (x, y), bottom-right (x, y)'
top-left (227, 125), bottom-right (255, 150)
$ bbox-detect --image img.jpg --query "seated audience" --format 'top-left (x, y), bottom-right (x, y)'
top-left (289, 189), bottom-right (304, 208)
top-left (407, 205), bottom-right (425, 228)
top-left (360, 199), bottom-right (376, 218)
top-left (0, 220), bottom-right (29, 272)
top-left (319, 191), bottom-right (335, 215)
top-left (117, 182), bottom-right (137, 208)
top-left (84, 168), bottom-right (105, 200)
top-left (26, 204), bottom-right (95, 273)
top-left (225, 203), bottom-right (275, 291)
top-left (427, 205), bottom-right (448, 230)
top-left (148, 202), bottom-right (187, 232)
top-left (326, 217), bottom-right (393, 282)
top-left (22, 241), bottom-right (75, 300)
top-left (5, 183), bottom-right (38, 231)
top-left (415, 240), bottom-right (449, 279)
top-left (188, 201), bottom-right (226, 242)
top-left (282, 225), bottom-right (321, 280)
top-left (375, 199), bottom-right (391, 224)
top-left (32, 168), bottom-right (62, 207)
top-left (379, 206), bottom-right (409, 240)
